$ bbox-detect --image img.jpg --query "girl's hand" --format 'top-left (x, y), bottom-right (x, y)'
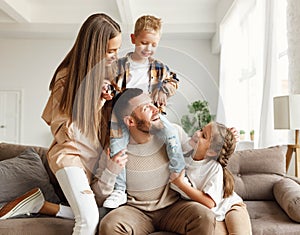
top-left (106, 148), bottom-right (128, 175)
top-left (170, 169), bottom-right (185, 186)
top-left (229, 127), bottom-right (239, 142)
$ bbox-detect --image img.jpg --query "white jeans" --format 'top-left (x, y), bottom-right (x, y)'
top-left (56, 167), bottom-right (99, 235)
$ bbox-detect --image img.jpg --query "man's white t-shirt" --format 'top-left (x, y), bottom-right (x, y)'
top-left (126, 56), bottom-right (149, 93)
top-left (185, 157), bottom-right (243, 221)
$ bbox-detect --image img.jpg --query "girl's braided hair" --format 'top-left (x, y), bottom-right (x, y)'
top-left (210, 122), bottom-right (237, 198)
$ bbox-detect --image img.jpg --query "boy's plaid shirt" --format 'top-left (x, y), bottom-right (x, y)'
top-left (104, 52), bottom-right (180, 141)
top-left (112, 52), bottom-right (179, 96)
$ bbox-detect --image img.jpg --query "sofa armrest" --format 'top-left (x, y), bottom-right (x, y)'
top-left (273, 178), bottom-right (300, 222)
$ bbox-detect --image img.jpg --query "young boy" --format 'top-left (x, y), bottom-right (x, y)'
top-left (103, 15), bottom-right (186, 208)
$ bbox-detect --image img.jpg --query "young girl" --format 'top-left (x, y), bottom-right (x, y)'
top-left (172, 122), bottom-right (252, 235)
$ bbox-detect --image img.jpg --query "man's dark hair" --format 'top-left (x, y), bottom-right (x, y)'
top-left (112, 88), bottom-right (144, 123)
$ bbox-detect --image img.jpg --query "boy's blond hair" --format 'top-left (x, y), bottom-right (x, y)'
top-left (134, 15), bottom-right (162, 36)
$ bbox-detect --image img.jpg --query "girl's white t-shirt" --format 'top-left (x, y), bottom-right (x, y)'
top-left (185, 157), bottom-right (243, 221)
top-left (126, 56), bottom-right (150, 93)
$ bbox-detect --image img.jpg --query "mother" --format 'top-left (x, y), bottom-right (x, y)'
top-left (42, 13), bottom-right (122, 235)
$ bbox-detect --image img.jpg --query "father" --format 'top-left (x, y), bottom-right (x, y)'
top-left (91, 88), bottom-right (215, 234)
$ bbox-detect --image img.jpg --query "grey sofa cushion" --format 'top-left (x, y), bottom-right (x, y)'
top-left (0, 217), bottom-right (74, 235)
top-left (228, 145), bottom-right (286, 200)
top-left (0, 147), bottom-right (60, 208)
top-left (246, 201), bottom-right (300, 235)
top-left (273, 178), bottom-right (300, 222)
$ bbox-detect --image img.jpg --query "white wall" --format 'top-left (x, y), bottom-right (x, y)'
top-left (0, 37), bottom-right (219, 147)
top-left (0, 38), bottom-right (73, 147)
top-left (158, 39), bottom-right (220, 123)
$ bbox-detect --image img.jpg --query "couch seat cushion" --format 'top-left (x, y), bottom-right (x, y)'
top-left (246, 201), bottom-right (300, 235)
top-left (0, 217), bottom-right (74, 235)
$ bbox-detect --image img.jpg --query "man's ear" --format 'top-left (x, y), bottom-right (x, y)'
top-left (123, 116), bottom-right (135, 127)
top-left (130, 34), bottom-right (135, 44)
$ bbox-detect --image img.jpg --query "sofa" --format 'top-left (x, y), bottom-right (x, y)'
top-left (0, 142), bottom-right (300, 235)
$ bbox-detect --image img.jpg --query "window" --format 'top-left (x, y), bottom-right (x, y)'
top-left (217, 0), bottom-right (289, 147)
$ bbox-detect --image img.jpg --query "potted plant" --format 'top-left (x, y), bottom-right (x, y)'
top-left (250, 130), bottom-right (255, 141)
top-left (181, 100), bottom-right (214, 136)
top-left (239, 130), bottom-right (245, 140)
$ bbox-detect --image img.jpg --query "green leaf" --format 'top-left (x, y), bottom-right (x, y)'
top-left (181, 100), bottom-right (213, 136)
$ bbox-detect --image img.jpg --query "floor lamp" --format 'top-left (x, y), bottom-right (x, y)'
top-left (274, 95), bottom-right (300, 177)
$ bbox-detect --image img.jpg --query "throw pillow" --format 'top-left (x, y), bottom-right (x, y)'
top-left (273, 178), bottom-right (300, 223)
top-left (0, 147), bottom-right (60, 208)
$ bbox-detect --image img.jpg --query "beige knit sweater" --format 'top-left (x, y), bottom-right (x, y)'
top-left (126, 137), bottom-right (179, 211)
top-left (92, 135), bottom-right (180, 210)
top-left (42, 69), bottom-right (100, 182)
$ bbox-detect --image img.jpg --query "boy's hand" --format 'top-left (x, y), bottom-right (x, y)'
top-left (151, 90), bottom-right (167, 106)
top-left (157, 91), bottom-right (167, 107)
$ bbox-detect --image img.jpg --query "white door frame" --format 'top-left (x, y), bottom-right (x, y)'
top-left (0, 89), bottom-right (22, 143)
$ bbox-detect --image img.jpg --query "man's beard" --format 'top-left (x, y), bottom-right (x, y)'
top-left (133, 115), bottom-right (164, 134)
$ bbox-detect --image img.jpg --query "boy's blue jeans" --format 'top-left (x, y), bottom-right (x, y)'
top-left (109, 115), bottom-right (185, 191)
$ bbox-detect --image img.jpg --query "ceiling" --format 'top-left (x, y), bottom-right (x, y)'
top-left (0, 0), bottom-right (233, 43)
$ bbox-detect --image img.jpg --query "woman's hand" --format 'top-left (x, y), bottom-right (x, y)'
top-left (101, 81), bottom-right (114, 101)
top-left (106, 148), bottom-right (128, 175)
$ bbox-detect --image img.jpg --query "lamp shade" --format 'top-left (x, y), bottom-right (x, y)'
top-left (273, 95), bottom-right (300, 130)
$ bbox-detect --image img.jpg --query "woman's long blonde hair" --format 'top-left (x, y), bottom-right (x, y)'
top-left (210, 122), bottom-right (236, 198)
top-left (49, 13), bottom-right (121, 146)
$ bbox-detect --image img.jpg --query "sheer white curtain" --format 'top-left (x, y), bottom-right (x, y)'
top-left (286, 0), bottom-right (300, 147)
top-left (287, 0), bottom-right (300, 94)
top-left (258, 0), bottom-right (282, 147)
top-left (217, 0), bottom-right (286, 148)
